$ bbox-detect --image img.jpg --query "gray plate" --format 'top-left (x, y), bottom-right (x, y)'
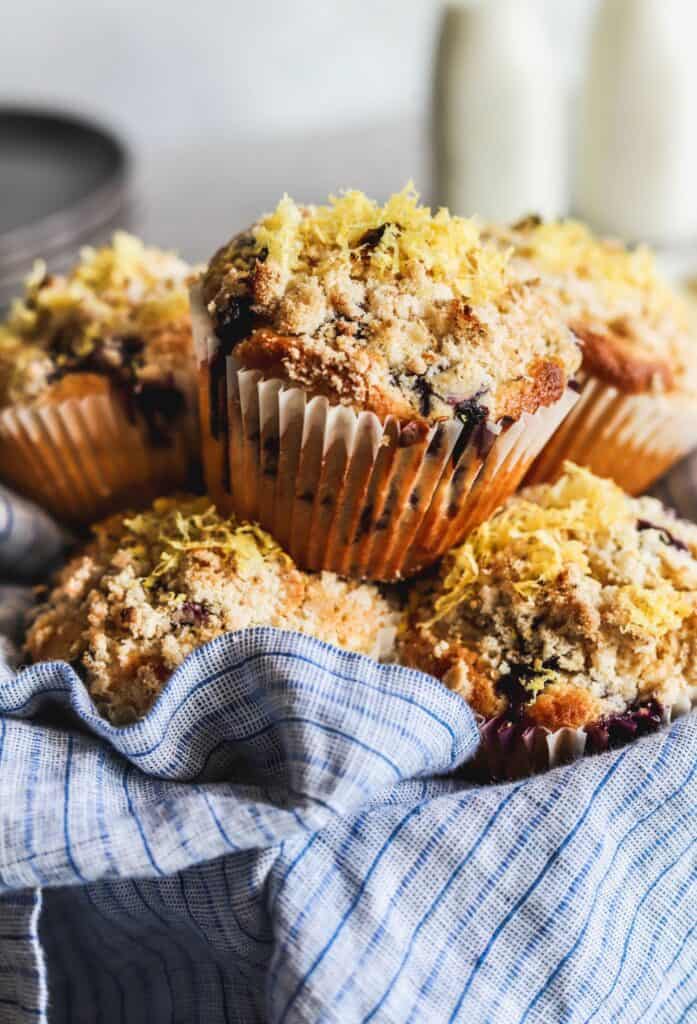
top-left (0, 108), bottom-right (131, 305)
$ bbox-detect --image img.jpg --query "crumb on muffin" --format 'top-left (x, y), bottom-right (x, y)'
top-left (25, 496), bottom-right (399, 724)
top-left (400, 463), bottom-right (697, 732)
top-left (0, 233), bottom-right (195, 443)
top-left (492, 217), bottom-right (696, 395)
top-left (200, 186), bottom-right (581, 429)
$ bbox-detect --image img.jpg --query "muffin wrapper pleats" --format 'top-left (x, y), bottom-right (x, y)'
top-left (469, 689), bottom-right (697, 782)
top-left (0, 394), bottom-right (193, 526)
top-left (525, 373), bottom-right (697, 495)
top-left (191, 290), bottom-right (579, 580)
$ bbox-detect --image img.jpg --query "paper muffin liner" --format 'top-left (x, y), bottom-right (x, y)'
top-left (0, 392), bottom-right (194, 526)
top-left (466, 689), bottom-right (697, 782)
top-left (525, 374), bottom-right (697, 495)
top-left (191, 286), bottom-right (579, 580)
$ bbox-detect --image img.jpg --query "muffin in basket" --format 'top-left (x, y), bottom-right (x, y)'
top-left (0, 233), bottom-right (197, 525)
top-left (400, 463), bottom-right (697, 779)
top-left (192, 186), bottom-right (581, 581)
top-left (25, 496), bottom-right (399, 724)
top-left (493, 217), bottom-right (697, 494)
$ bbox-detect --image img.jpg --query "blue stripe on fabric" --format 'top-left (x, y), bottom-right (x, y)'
top-left (277, 798), bottom-right (429, 1022)
top-left (196, 786), bottom-right (240, 851)
top-left (521, 792), bottom-right (695, 1022)
top-left (637, 919), bottom-right (697, 1024)
top-left (622, 867), bottom-right (696, 1011)
top-left (583, 839), bottom-right (696, 1024)
top-left (22, 731), bottom-right (44, 882)
top-left (678, 993), bottom-right (697, 1023)
top-left (446, 750), bottom-right (629, 1022)
top-left (192, 715), bottom-right (404, 783)
top-left (121, 648), bottom-right (459, 761)
top-left (337, 795), bottom-right (474, 1014)
top-left (121, 766), bottom-right (165, 878)
top-left (267, 832), bottom-right (322, 917)
top-left (404, 777), bottom-right (569, 1023)
top-left (509, 731), bottom-right (681, 1021)
top-left (362, 780), bottom-right (527, 1022)
top-left (95, 748), bottom-right (118, 876)
top-left (63, 736), bottom-right (87, 883)
top-left (1, 685), bottom-right (71, 714)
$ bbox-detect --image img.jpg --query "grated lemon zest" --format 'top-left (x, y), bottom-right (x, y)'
top-left (516, 220), bottom-right (681, 318)
top-left (0, 233), bottom-right (190, 358)
top-left (426, 463), bottom-right (694, 638)
top-left (252, 184), bottom-right (510, 305)
top-left (103, 496), bottom-right (290, 589)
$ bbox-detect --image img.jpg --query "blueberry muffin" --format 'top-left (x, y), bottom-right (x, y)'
top-left (192, 186), bottom-right (581, 580)
top-left (0, 234), bottom-right (197, 524)
top-left (493, 217), bottom-right (697, 494)
top-left (400, 463), bottom-right (697, 774)
top-left (25, 496), bottom-right (399, 723)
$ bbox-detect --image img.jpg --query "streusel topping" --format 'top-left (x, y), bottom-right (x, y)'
top-left (25, 496), bottom-right (399, 723)
top-left (202, 187), bottom-right (580, 426)
top-left (401, 464), bottom-right (697, 730)
top-left (492, 217), bottom-right (697, 394)
top-left (0, 234), bottom-right (194, 434)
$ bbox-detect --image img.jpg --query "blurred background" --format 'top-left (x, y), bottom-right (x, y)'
top-left (1, 0), bottom-right (696, 285)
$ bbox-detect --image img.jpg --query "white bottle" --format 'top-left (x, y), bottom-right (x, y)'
top-left (433, 0), bottom-right (567, 221)
top-left (576, 0), bottom-right (697, 244)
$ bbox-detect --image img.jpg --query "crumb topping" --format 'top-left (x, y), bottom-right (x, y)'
top-left (202, 187), bottom-right (580, 425)
top-left (25, 496), bottom-right (399, 724)
top-left (401, 463), bottom-right (697, 729)
top-left (493, 217), bottom-right (696, 394)
top-left (0, 234), bottom-right (195, 436)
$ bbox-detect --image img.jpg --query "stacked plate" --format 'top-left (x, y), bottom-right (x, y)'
top-left (0, 107), bottom-right (132, 309)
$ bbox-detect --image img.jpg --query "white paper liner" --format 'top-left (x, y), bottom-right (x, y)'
top-left (526, 373), bottom-right (697, 495)
top-left (0, 392), bottom-right (194, 525)
top-left (191, 285), bottom-right (579, 580)
top-left (470, 687), bottom-right (697, 781)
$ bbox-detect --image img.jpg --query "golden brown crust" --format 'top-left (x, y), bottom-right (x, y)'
top-left (489, 218), bottom-right (695, 395)
top-left (495, 358), bottom-right (566, 422)
top-left (526, 683), bottom-right (601, 730)
top-left (235, 330), bottom-right (568, 428)
top-left (235, 328), bottom-right (425, 426)
top-left (571, 322), bottom-right (674, 393)
top-left (399, 626), bottom-right (504, 718)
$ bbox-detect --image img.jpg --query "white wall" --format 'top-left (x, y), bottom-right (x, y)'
top-left (1, 1), bottom-right (596, 146)
top-left (0, 1), bottom-right (598, 258)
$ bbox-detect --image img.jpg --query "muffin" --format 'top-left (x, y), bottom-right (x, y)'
top-left (25, 495), bottom-right (399, 723)
top-left (0, 233), bottom-right (197, 525)
top-left (400, 463), bottom-right (697, 778)
top-left (492, 217), bottom-right (697, 494)
top-left (191, 186), bottom-right (581, 581)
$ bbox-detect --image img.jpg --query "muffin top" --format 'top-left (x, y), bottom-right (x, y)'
top-left (25, 496), bottom-right (399, 723)
top-left (492, 217), bottom-right (696, 395)
top-left (201, 187), bottom-right (580, 430)
top-left (0, 233), bottom-right (194, 441)
top-left (401, 463), bottom-right (697, 732)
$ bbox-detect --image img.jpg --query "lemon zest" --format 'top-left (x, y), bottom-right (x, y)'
top-left (252, 184), bottom-right (510, 305)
